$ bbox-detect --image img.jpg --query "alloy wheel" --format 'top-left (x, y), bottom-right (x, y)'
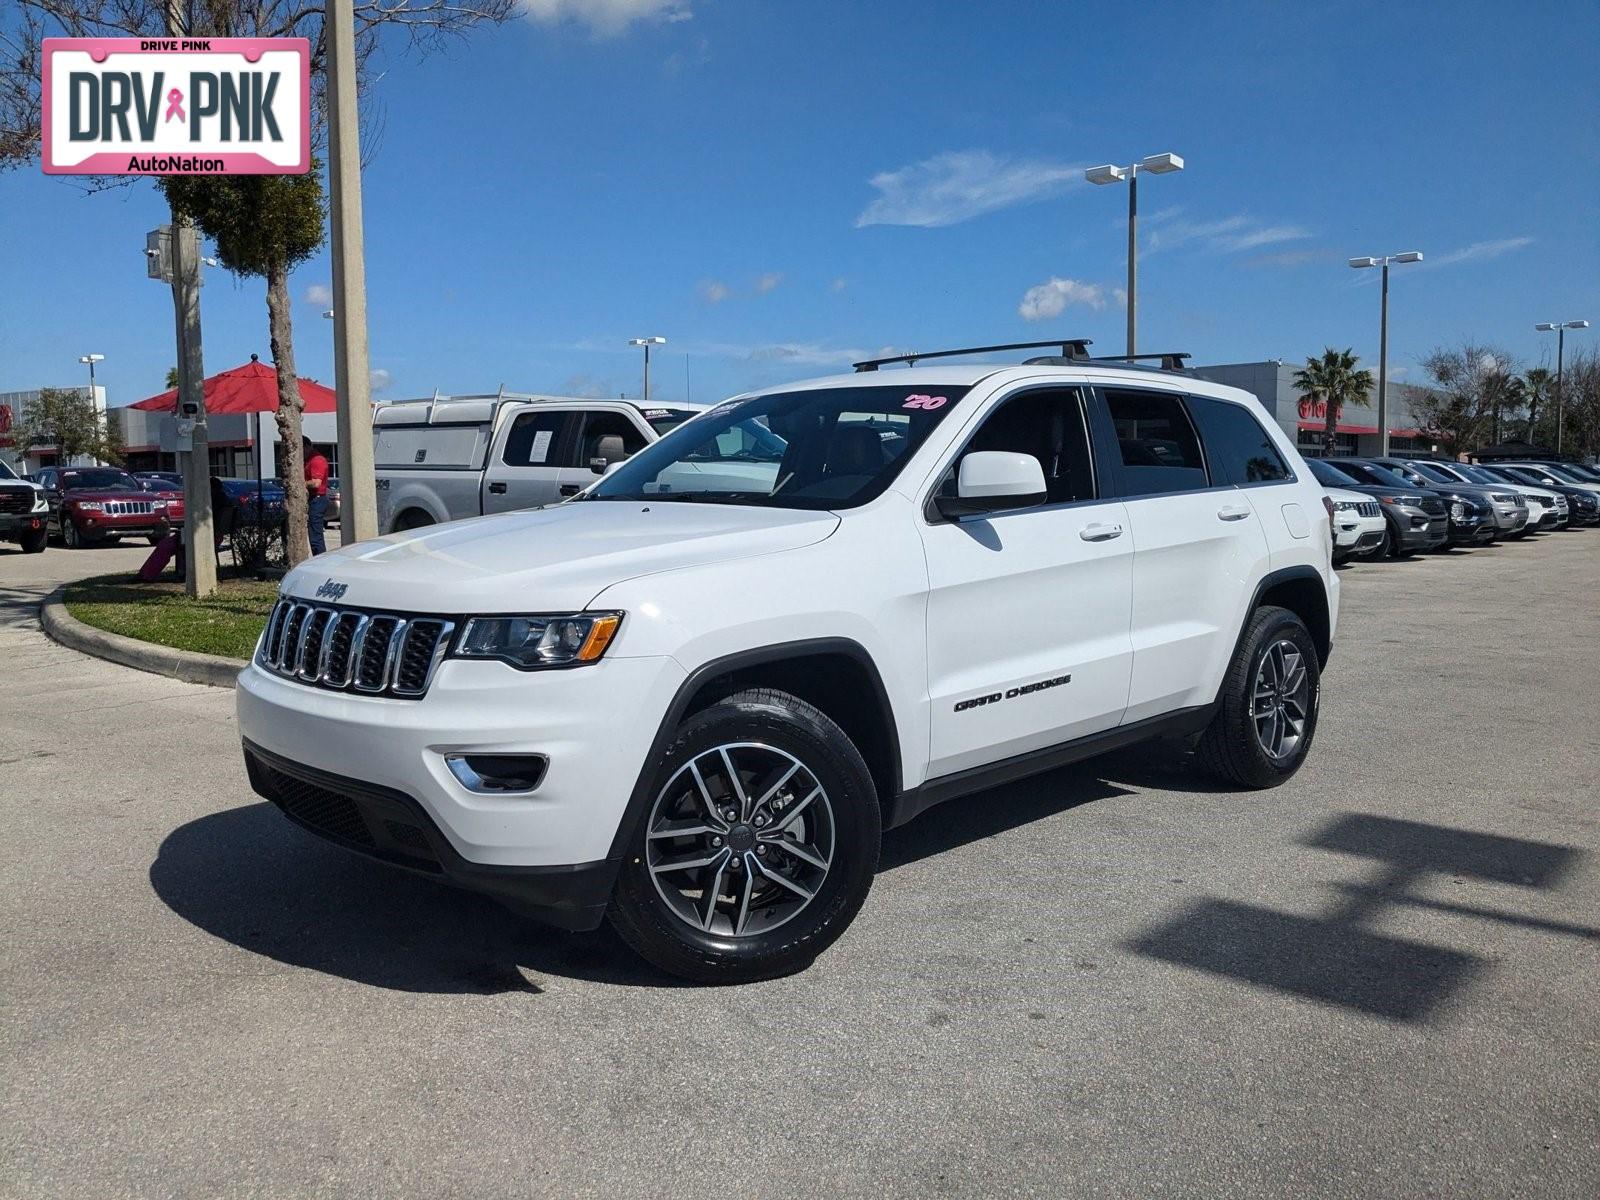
top-left (1251, 639), bottom-right (1310, 762)
top-left (645, 742), bottom-right (835, 938)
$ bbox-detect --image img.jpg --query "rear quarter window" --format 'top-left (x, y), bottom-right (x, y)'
top-left (1187, 395), bottom-right (1292, 486)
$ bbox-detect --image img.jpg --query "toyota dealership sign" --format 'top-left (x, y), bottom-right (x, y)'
top-left (42, 38), bottom-right (309, 175)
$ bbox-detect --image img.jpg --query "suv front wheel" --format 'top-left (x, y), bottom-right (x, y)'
top-left (1197, 605), bottom-right (1321, 788)
top-left (609, 688), bottom-right (881, 984)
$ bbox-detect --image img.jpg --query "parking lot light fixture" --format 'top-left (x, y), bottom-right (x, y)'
top-left (1085, 153), bottom-right (1184, 356)
top-left (629, 336), bottom-right (667, 404)
top-left (1536, 320), bottom-right (1590, 453)
top-left (75, 354), bottom-right (105, 467)
top-left (1349, 251), bottom-right (1423, 456)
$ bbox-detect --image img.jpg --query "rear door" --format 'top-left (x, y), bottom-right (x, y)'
top-left (919, 385), bottom-right (1134, 779)
top-left (1098, 386), bottom-right (1272, 724)
top-left (482, 407), bottom-right (578, 513)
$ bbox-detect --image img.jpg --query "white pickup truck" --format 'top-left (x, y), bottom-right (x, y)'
top-left (374, 393), bottom-right (704, 532)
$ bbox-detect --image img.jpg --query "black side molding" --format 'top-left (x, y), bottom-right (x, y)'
top-left (888, 704), bottom-right (1215, 830)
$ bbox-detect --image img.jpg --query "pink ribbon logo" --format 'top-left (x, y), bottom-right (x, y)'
top-left (164, 88), bottom-right (185, 123)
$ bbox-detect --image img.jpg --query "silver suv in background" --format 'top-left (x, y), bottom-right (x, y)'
top-left (373, 394), bottom-right (704, 533)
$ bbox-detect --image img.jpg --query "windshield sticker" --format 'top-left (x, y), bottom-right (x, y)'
top-left (529, 429), bottom-right (554, 464)
top-left (902, 394), bottom-right (948, 411)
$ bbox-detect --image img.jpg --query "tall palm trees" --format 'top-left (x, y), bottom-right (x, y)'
top-left (1294, 348), bottom-right (1374, 456)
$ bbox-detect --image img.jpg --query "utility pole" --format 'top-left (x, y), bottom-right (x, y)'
top-left (1537, 321), bottom-right (1590, 454)
top-left (1348, 252), bottom-right (1423, 458)
top-left (630, 337), bottom-right (667, 404)
top-left (1086, 153), bottom-right (1184, 358)
top-left (326, 0), bottom-right (379, 542)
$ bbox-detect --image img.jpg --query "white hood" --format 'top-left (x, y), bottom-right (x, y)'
top-left (282, 501), bottom-right (840, 613)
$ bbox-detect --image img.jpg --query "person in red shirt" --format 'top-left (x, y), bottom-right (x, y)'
top-left (303, 436), bottom-right (330, 555)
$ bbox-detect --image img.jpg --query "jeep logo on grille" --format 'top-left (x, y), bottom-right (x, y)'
top-left (315, 579), bottom-right (348, 601)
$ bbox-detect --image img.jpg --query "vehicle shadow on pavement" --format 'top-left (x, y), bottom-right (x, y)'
top-left (1122, 813), bottom-right (1591, 1023)
top-left (149, 802), bottom-right (684, 993)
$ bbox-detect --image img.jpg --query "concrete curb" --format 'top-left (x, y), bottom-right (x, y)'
top-left (39, 585), bottom-right (246, 689)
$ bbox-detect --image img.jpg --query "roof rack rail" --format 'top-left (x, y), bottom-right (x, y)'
top-left (852, 339), bottom-right (1093, 372)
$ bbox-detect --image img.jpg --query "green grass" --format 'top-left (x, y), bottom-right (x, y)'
top-left (64, 574), bottom-right (280, 660)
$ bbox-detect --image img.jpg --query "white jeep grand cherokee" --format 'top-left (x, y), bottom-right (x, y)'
top-left (238, 344), bottom-right (1338, 982)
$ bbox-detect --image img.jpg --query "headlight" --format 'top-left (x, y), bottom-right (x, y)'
top-left (453, 612), bottom-right (622, 669)
top-left (72, 500), bottom-right (103, 511)
top-left (1333, 500), bottom-right (1358, 512)
top-left (1449, 501), bottom-right (1465, 520)
top-left (31, 492), bottom-right (47, 512)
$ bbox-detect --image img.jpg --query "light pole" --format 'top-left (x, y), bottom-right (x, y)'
top-left (629, 337), bottom-right (667, 404)
top-left (1085, 153), bottom-right (1184, 356)
top-left (1535, 320), bottom-right (1590, 453)
top-left (76, 354), bottom-right (104, 467)
top-left (1348, 252), bottom-right (1423, 457)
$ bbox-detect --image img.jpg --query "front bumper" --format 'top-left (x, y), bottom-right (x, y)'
top-left (236, 651), bottom-right (686, 870)
top-left (1447, 513), bottom-right (1497, 545)
top-left (0, 511), bottom-right (47, 537)
top-left (243, 740), bottom-right (617, 930)
top-left (1393, 511), bottom-right (1448, 550)
top-left (68, 511), bottom-right (170, 538)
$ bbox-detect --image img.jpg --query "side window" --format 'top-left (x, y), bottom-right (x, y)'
top-left (1187, 395), bottom-right (1292, 486)
top-left (1104, 388), bottom-right (1208, 495)
top-left (500, 411), bottom-right (572, 467)
top-left (940, 388), bottom-right (1095, 507)
top-left (577, 411), bottom-right (649, 465)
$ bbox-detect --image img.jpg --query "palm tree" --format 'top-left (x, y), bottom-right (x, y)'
top-left (1522, 367), bottom-right (1552, 443)
top-left (1293, 348), bottom-right (1374, 456)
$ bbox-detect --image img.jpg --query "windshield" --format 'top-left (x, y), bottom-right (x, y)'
top-left (1409, 462), bottom-right (1459, 483)
top-left (589, 385), bottom-right (970, 509)
top-left (1457, 465), bottom-right (1502, 485)
top-left (1338, 460), bottom-right (1418, 490)
top-left (1306, 458), bottom-right (1360, 488)
top-left (1560, 463), bottom-right (1600, 481)
top-left (61, 468), bottom-right (139, 491)
top-left (641, 408), bottom-right (701, 436)
top-left (1537, 463), bottom-right (1593, 483)
top-left (0, 460), bottom-right (17, 481)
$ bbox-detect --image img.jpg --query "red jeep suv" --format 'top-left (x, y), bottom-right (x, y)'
top-left (39, 466), bottom-right (183, 548)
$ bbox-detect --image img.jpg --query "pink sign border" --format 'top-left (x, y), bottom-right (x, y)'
top-left (41, 37), bottom-right (311, 176)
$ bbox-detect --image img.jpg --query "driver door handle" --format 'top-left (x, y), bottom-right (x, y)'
top-left (1217, 504), bottom-right (1253, 521)
top-left (559, 484), bottom-right (581, 497)
top-left (488, 481), bottom-right (507, 494)
top-left (1079, 522), bottom-right (1123, 542)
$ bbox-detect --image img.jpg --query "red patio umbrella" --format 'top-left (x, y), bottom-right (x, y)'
top-left (129, 356), bottom-right (339, 414)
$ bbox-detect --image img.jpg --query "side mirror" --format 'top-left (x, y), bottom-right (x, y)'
top-left (934, 451), bottom-right (1048, 520)
top-left (589, 434), bottom-right (628, 474)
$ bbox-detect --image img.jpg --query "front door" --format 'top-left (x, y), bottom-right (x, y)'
top-left (482, 408), bottom-right (578, 514)
top-left (919, 386), bottom-right (1135, 780)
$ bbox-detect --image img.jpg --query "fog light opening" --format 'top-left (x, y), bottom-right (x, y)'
top-left (446, 754), bottom-right (548, 794)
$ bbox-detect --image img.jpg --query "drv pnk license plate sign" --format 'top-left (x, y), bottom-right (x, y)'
top-left (42, 38), bottom-right (309, 175)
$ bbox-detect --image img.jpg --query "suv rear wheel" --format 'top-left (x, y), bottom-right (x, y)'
top-left (609, 688), bottom-right (881, 984)
top-left (1196, 605), bottom-right (1321, 789)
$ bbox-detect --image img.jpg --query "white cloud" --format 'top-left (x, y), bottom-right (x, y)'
top-left (520, 0), bottom-right (692, 36)
top-left (1018, 277), bottom-right (1108, 322)
top-left (745, 343), bottom-right (868, 367)
top-left (369, 368), bottom-right (392, 392)
top-left (1144, 212), bottom-right (1311, 256)
top-left (1425, 237), bottom-right (1534, 268)
top-left (830, 277), bottom-right (848, 293)
top-left (856, 150), bottom-right (1082, 228)
top-left (562, 373), bottom-right (612, 398)
top-left (754, 272), bottom-right (783, 295)
top-left (698, 279), bottom-right (730, 303)
top-left (303, 283), bottom-right (332, 307)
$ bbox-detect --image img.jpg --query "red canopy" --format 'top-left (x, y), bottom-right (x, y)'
top-left (129, 359), bottom-right (338, 415)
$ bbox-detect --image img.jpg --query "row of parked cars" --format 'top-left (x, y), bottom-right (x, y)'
top-left (0, 463), bottom-right (291, 553)
top-left (1314, 456), bottom-right (1600, 563)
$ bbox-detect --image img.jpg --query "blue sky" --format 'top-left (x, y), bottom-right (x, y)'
top-left (3, 0), bottom-right (1597, 408)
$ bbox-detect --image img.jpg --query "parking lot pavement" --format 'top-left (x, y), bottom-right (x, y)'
top-left (2, 533), bottom-right (1597, 1199)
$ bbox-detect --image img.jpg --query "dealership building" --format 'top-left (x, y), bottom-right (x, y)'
top-left (1190, 361), bottom-right (1434, 458)
top-left (0, 386), bottom-right (109, 474)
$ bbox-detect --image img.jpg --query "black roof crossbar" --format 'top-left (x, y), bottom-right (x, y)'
top-left (852, 339), bottom-right (1093, 372)
top-left (1093, 352), bottom-right (1192, 372)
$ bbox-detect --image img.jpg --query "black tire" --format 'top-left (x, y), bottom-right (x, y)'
top-left (19, 528), bottom-right (48, 554)
top-left (1375, 522), bottom-right (1393, 559)
top-left (608, 687), bottom-right (881, 984)
top-left (394, 509), bottom-right (435, 532)
top-left (61, 518), bottom-right (80, 549)
top-left (1196, 605), bottom-right (1321, 790)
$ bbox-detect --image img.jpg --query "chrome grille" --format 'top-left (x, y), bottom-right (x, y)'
top-left (103, 499), bottom-right (156, 516)
top-left (257, 599), bottom-right (455, 699)
top-left (1419, 497), bottom-right (1446, 516)
top-left (1357, 501), bottom-right (1380, 518)
top-left (0, 488), bottom-right (34, 514)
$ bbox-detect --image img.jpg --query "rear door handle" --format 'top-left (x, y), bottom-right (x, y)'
top-left (488, 481), bottom-right (507, 494)
top-left (1079, 522), bottom-right (1123, 542)
top-left (1217, 505), bottom-right (1252, 521)
top-left (559, 484), bottom-right (580, 497)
